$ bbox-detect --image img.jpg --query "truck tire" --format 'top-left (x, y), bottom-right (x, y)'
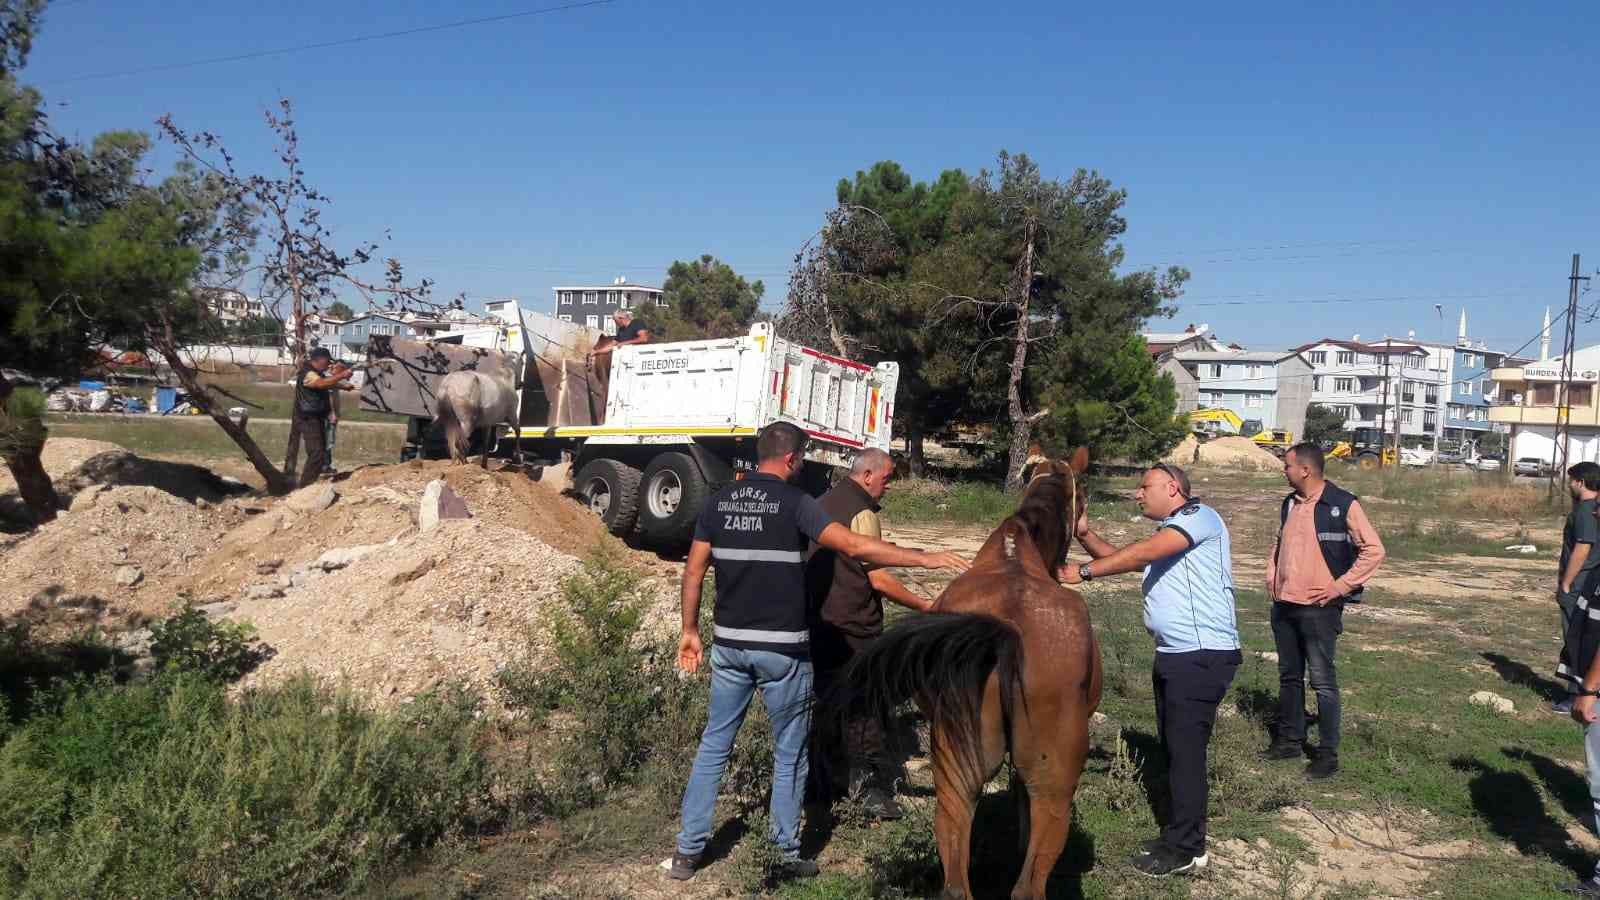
top-left (575, 458), bottom-right (643, 535)
top-left (638, 452), bottom-right (710, 545)
top-left (1357, 451), bottom-right (1380, 471)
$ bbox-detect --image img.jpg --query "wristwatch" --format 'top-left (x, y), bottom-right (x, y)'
top-left (1078, 563), bottom-right (1094, 582)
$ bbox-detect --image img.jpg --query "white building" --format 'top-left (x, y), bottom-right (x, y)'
top-left (1489, 340), bottom-right (1600, 467)
top-left (203, 288), bottom-right (266, 323)
top-left (1295, 337), bottom-right (1449, 445)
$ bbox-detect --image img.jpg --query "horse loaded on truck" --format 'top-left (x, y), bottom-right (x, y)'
top-left (357, 305), bottom-right (900, 545)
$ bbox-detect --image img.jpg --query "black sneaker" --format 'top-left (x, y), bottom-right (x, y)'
top-left (1131, 844), bottom-right (1207, 877)
top-left (1260, 740), bottom-right (1304, 761)
top-left (667, 851), bottom-right (700, 881)
top-left (858, 786), bottom-right (905, 820)
top-left (1305, 751), bottom-right (1340, 781)
top-left (774, 859), bottom-right (820, 880)
top-left (1135, 838), bottom-right (1167, 856)
top-left (1563, 876), bottom-right (1600, 898)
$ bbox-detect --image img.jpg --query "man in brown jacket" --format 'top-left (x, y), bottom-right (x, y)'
top-left (1262, 442), bottom-right (1385, 780)
top-left (807, 448), bottom-right (934, 819)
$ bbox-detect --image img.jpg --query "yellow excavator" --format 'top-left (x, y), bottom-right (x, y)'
top-left (1186, 408), bottom-right (1293, 457)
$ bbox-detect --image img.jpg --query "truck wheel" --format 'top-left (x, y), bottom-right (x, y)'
top-left (638, 452), bottom-right (710, 545)
top-left (1357, 451), bottom-right (1380, 471)
top-left (575, 458), bottom-right (642, 535)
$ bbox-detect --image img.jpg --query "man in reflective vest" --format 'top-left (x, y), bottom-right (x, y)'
top-left (669, 422), bottom-right (969, 883)
top-left (1263, 442), bottom-right (1386, 780)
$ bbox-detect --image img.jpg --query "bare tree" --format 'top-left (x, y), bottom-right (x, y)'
top-left (156, 99), bottom-right (441, 494)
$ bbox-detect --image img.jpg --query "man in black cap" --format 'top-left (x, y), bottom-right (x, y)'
top-left (291, 348), bottom-right (354, 487)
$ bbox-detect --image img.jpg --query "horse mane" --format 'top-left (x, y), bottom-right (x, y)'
top-left (1000, 472), bottom-right (1075, 574)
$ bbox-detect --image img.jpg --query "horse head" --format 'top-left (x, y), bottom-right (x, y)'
top-left (1016, 445), bottom-right (1091, 572)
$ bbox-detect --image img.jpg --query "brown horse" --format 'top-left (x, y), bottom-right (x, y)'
top-left (828, 448), bottom-right (1101, 899)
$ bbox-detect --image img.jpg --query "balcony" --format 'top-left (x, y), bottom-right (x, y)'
top-left (1490, 404), bottom-right (1600, 427)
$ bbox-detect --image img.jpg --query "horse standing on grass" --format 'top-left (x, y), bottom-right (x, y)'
top-left (828, 448), bottom-right (1102, 900)
top-left (433, 369), bottom-right (521, 467)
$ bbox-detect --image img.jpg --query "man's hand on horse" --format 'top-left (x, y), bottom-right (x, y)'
top-left (1058, 564), bottom-right (1083, 585)
top-left (677, 631), bottom-right (704, 674)
top-left (921, 551), bottom-right (971, 572)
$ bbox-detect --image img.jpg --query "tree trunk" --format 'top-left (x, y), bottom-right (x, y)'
top-left (0, 375), bottom-right (59, 525)
top-left (153, 340), bottom-right (294, 495)
top-left (1003, 221), bottom-right (1038, 493)
top-left (905, 415), bottom-right (926, 478)
top-left (3, 449), bottom-right (58, 525)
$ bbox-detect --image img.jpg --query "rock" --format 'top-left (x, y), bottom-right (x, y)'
top-left (1469, 691), bottom-right (1515, 714)
top-left (317, 543), bottom-right (385, 571)
top-left (244, 583), bottom-right (285, 601)
top-left (419, 479), bottom-right (471, 532)
top-left (1257, 651), bottom-right (1279, 663)
top-left (471, 607), bottom-right (489, 628)
top-left (113, 627), bottom-right (153, 658)
top-left (389, 556), bottom-right (436, 585)
top-left (1090, 712), bottom-right (1108, 725)
top-left (114, 565), bottom-right (144, 587)
top-left (276, 573), bottom-right (293, 589)
top-left (69, 483), bottom-right (108, 512)
top-left (196, 600), bottom-right (236, 618)
top-left (255, 558), bottom-right (284, 575)
top-left (285, 483), bottom-right (337, 514)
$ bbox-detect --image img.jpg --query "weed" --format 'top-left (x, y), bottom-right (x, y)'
top-left (0, 672), bottom-right (489, 898)
top-left (149, 607), bottom-right (274, 680)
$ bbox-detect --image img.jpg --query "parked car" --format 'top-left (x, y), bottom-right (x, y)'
top-left (1435, 448), bottom-right (1467, 465)
top-left (1514, 457), bottom-right (1548, 477)
top-left (1474, 455), bottom-right (1503, 472)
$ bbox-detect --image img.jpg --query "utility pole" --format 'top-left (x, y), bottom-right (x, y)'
top-left (1389, 338), bottom-right (1404, 463)
top-left (1377, 339), bottom-right (1392, 466)
top-left (1550, 254), bottom-right (1590, 498)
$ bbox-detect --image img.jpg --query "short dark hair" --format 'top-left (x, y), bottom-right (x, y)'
top-left (1149, 462), bottom-right (1192, 499)
top-left (1570, 461), bottom-right (1600, 491)
top-left (757, 421), bottom-right (807, 463)
top-left (1287, 442), bottom-right (1325, 474)
top-left (308, 348), bottom-right (332, 362)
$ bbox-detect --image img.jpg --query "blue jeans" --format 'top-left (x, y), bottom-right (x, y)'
top-left (1587, 721), bottom-right (1600, 878)
top-left (676, 645), bottom-right (813, 860)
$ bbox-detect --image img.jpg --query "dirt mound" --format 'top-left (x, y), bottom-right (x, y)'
top-left (0, 482), bottom-right (246, 626)
top-left (59, 450), bottom-right (251, 504)
top-left (232, 519), bottom-right (674, 701)
top-left (1164, 434), bottom-right (1281, 470)
top-left (0, 438), bottom-right (126, 527)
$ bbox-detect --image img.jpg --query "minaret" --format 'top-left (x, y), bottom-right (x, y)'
top-left (1458, 308), bottom-right (1467, 345)
top-left (1541, 307), bottom-right (1552, 360)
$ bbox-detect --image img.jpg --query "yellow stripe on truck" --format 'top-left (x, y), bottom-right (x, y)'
top-left (515, 426), bottom-right (760, 438)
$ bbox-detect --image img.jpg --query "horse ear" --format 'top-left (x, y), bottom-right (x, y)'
top-left (1069, 446), bottom-right (1090, 474)
top-left (1024, 442), bottom-right (1047, 467)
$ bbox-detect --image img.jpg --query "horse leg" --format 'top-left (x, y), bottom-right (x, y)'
top-left (1009, 707), bottom-right (1091, 900)
top-left (1013, 768), bottom-right (1031, 857)
top-left (479, 424), bottom-right (490, 468)
top-left (931, 675), bottom-right (1007, 900)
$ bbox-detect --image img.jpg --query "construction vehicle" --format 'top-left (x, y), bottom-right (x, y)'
top-left (1186, 408), bottom-right (1292, 456)
top-left (1329, 426), bottom-right (1397, 469)
top-left (358, 306), bottom-right (898, 545)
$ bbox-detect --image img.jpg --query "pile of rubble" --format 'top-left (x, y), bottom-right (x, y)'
top-left (1163, 434), bottom-right (1283, 471)
top-left (1, 443), bottom-right (678, 706)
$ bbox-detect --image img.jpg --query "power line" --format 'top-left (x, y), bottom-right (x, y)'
top-left (48, 0), bottom-right (615, 85)
top-left (1180, 290), bottom-right (1546, 309)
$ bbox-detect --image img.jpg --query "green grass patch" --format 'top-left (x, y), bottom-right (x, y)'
top-left (1381, 515), bottom-right (1535, 561)
top-left (46, 415), bottom-right (404, 466)
top-left (199, 381), bottom-right (400, 424)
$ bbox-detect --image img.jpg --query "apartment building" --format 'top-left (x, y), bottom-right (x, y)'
top-left (203, 288), bottom-right (266, 323)
top-left (552, 277), bottom-right (666, 335)
top-left (1489, 344), bottom-right (1600, 465)
top-left (1172, 349), bottom-right (1314, 438)
top-left (1297, 337), bottom-right (1448, 444)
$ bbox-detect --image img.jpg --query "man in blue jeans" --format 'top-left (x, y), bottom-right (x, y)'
top-left (669, 422), bottom-right (968, 882)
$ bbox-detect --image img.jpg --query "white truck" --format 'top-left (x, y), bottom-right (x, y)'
top-left (358, 305), bottom-right (899, 544)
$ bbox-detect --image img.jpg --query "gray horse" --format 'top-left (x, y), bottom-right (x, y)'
top-left (433, 370), bottom-right (521, 467)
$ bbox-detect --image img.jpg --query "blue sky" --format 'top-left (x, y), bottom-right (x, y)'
top-left (20, 0), bottom-right (1599, 354)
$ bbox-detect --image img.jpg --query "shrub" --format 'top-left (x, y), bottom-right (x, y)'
top-left (0, 672), bottom-right (489, 898)
top-left (149, 607), bottom-right (274, 680)
top-left (498, 546), bottom-right (779, 817)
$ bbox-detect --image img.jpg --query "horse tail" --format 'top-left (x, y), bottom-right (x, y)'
top-left (823, 612), bottom-right (1024, 787)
